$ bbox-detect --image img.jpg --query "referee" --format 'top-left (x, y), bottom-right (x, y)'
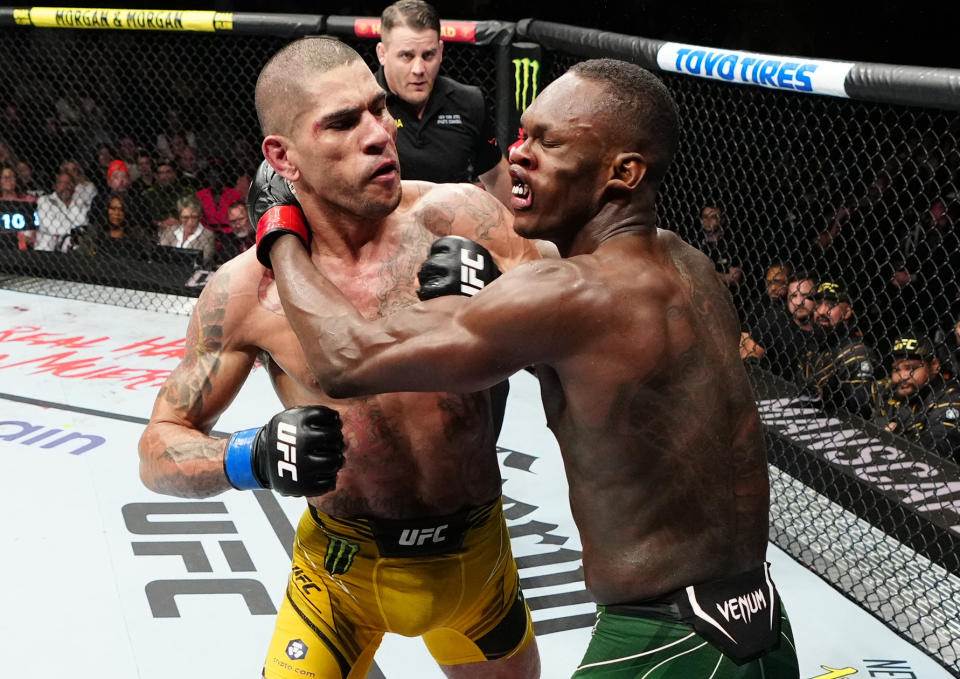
top-left (375, 0), bottom-right (513, 207)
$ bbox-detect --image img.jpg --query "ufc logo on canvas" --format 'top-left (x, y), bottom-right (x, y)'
top-left (460, 250), bottom-right (486, 296)
top-left (275, 422), bottom-right (298, 480)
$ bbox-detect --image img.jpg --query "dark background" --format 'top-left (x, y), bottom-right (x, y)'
top-left (45, 0), bottom-right (960, 68)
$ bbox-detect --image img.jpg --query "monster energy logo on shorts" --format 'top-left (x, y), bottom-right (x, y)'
top-left (513, 58), bottom-right (540, 111)
top-left (324, 536), bottom-right (360, 575)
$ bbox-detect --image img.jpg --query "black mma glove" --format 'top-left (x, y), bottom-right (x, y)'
top-left (417, 235), bottom-right (502, 301)
top-left (249, 159), bottom-right (309, 268)
top-left (224, 406), bottom-right (345, 497)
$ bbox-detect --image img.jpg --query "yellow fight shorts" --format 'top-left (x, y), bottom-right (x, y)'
top-left (263, 498), bottom-right (534, 679)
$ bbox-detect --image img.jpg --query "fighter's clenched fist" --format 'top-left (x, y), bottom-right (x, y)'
top-left (224, 406), bottom-right (345, 497)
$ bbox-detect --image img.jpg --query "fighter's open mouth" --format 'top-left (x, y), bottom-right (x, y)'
top-left (372, 161), bottom-right (397, 179)
top-left (511, 181), bottom-right (532, 209)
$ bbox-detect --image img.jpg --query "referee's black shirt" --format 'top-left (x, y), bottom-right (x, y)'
top-left (375, 68), bottom-right (502, 184)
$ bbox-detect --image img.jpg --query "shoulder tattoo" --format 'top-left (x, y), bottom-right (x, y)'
top-left (419, 187), bottom-right (505, 242)
top-left (161, 271), bottom-right (230, 420)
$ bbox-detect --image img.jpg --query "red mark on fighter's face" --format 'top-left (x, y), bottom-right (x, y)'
top-left (509, 73), bottom-right (608, 246)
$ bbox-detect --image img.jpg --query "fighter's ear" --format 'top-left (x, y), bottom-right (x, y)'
top-left (262, 136), bottom-right (301, 183)
top-left (607, 152), bottom-right (647, 192)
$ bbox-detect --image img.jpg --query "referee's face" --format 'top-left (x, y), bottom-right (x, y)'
top-left (378, 26), bottom-right (443, 115)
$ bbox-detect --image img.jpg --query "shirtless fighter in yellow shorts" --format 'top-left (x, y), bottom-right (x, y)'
top-left (139, 37), bottom-right (541, 678)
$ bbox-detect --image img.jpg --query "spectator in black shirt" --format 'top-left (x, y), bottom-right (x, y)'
top-left (215, 200), bottom-right (254, 266)
top-left (14, 160), bottom-right (44, 198)
top-left (132, 152), bottom-right (156, 194)
top-left (750, 270), bottom-right (817, 381)
top-left (176, 146), bottom-right (205, 193)
top-left (800, 280), bottom-right (878, 419)
top-left (875, 331), bottom-right (960, 463)
top-left (698, 203), bottom-right (748, 323)
top-left (698, 204), bottom-right (742, 288)
top-left (745, 261), bottom-right (790, 330)
top-left (88, 160), bottom-right (150, 242)
top-left (142, 160), bottom-right (186, 234)
top-left (375, 0), bottom-right (512, 208)
top-left (81, 192), bottom-right (149, 258)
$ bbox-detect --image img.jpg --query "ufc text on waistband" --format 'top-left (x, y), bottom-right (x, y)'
top-left (310, 506), bottom-right (471, 558)
top-left (370, 511), bottom-right (470, 557)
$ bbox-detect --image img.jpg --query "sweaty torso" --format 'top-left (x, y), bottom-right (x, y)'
top-left (540, 230), bottom-right (768, 604)
top-left (219, 189), bottom-right (503, 519)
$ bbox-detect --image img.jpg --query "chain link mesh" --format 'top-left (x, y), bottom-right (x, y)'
top-left (0, 28), bottom-right (496, 307)
top-left (1, 22), bottom-right (958, 674)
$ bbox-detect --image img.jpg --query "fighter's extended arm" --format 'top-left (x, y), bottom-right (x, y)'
top-left (270, 235), bottom-right (583, 398)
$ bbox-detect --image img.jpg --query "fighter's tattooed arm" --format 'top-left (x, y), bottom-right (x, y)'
top-left (152, 439), bottom-right (230, 498)
top-left (139, 268), bottom-right (259, 498)
top-left (416, 183), bottom-right (540, 271)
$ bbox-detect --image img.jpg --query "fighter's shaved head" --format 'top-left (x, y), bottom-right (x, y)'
top-left (568, 59), bottom-right (680, 184)
top-left (255, 37), bottom-right (363, 137)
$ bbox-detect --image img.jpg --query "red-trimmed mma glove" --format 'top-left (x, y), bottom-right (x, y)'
top-left (249, 159), bottom-right (309, 268)
top-left (417, 235), bottom-right (502, 301)
top-left (224, 406), bottom-right (345, 497)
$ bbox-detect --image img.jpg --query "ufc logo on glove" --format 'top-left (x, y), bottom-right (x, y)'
top-left (416, 236), bottom-right (501, 302)
top-left (460, 250), bottom-right (488, 295)
top-left (275, 422), bottom-right (299, 480)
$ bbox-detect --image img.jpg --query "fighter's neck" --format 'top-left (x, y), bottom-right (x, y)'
top-left (564, 204), bottom-right (658, 258)
top-left (300, 205), bottom-right (394, 263)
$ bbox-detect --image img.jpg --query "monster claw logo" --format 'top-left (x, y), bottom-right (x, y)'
top-left (324, 535), bottom-right (360, 576)
top-left (513, 57), bottom-right (540, 112)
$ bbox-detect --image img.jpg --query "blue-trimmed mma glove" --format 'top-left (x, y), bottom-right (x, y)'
top-left (249, 159), bottom-right (309, 269)
top-left (417, 235), bottom-right (501, 301)
top-left (224, 406), bottom-right (345, 497)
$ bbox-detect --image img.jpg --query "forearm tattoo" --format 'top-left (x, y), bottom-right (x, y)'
top-left (155, 439), bottom-right (229, 498)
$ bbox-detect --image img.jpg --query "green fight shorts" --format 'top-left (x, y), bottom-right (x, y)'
top-left (572, 609), bottom-right (798, 678)
top-left (573, 565), bottom-right (799, 678)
